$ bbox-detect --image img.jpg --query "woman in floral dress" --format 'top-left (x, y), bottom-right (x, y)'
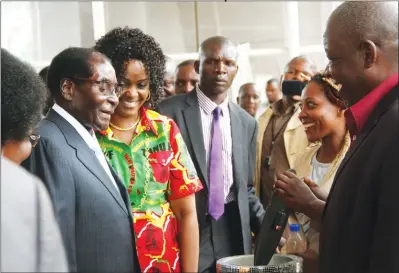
top-left (95, 27), bottom-right (203, 273)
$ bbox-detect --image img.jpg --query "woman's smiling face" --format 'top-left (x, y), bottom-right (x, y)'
top-left (298, 81), bottom-right (344, 143)
top-left (115, 60), bottom-right (150, 118)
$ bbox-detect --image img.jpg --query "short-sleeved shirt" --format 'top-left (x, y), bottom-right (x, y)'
top-left (96, 107), bottom-right (203, 272)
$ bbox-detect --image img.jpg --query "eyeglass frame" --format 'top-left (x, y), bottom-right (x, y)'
top-left (29, 134), bottom-right (40, 147)
top-left (66, 76), bottom-right (124, 97)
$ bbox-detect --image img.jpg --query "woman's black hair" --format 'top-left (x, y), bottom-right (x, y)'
top-left (1, 48), bottom-right (48, 145)
top-left (309, 73), bottom-right (347, 110)
top-left (94, 27), bottom-right (166, 109)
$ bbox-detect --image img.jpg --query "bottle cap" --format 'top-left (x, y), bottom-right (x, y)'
top-left (289, 223), bottom-right (300, 232)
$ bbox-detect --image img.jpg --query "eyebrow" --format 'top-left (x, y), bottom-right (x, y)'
top-left (96, 77), bottom-right (117, 84)
top-left (304, 97), bottom-right (317, 102)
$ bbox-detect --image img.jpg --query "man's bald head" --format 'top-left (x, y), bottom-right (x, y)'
top-left (324, 1), bottom-right (398, 106)
top-left (284, 55), bottom-right (317, 75)
top-left (326, 2), bottom-right (398, 47)
top-left (199, 36), bottom-right (238, 60)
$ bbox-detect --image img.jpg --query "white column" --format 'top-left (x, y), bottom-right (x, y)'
top-left (78, 2), bottom-right (95, 47)
top-left (92, 1), bottom-right (106, 41)
top-left (283, 1), bottom-right (300, 58)
top-left (212, 2), bottom-right (222, 36)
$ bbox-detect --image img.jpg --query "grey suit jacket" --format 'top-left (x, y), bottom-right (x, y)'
top-left (22, 109), bottom-right (140, 273)
top-left (157, 89), bottom-right (265, 255)
top-left (1, 157), bottom-right (68, 272)
top-left (319, 86), bottom-right (399, 273)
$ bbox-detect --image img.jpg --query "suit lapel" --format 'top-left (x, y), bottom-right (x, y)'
top-left (109, 163), bottom-right (132, 215)
top-left (182, 90), bottom-right (209, 187)
top-left (229, 103), bottom-right (244, 193)
top-left (46, 110), bottom-right (129, 216)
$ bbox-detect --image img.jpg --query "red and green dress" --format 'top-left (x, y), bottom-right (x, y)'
top-left (96, 107), bottom-right (203, 273)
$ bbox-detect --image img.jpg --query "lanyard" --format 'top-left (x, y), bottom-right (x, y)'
top-left (270, 115), bottom-right (291, 148)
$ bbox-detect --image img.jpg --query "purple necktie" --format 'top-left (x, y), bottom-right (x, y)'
top-left (208, 106), bottom-right (224, 220)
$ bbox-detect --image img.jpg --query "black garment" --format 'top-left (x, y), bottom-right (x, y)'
top-left (199, 201), bottom-right (243, 273)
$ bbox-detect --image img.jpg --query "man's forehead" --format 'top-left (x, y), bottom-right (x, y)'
top-left (201, 42), bottom-right (238, 59)
top-left (287, 59), bottom-right (311, 71)
top-left (242, 85), bottom-right (257, 94)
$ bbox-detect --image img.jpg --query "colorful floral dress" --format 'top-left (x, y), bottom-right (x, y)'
top-left (96, 107), bottom-right (203, 273)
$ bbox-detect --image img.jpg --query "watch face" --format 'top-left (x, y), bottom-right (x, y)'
top-left (254, 190), bottom-right (291, 266)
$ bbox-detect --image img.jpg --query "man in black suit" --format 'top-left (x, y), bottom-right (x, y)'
top-left (23, 47), bottom-right (140, 273)
top-left (275, 2), bottom-right (398, 273)
top-left (157, 36), bottom-right (264, 273)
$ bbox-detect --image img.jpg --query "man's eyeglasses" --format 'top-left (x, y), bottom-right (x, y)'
top-left (29, 134), bottom-right (40, 147)
top-left (69, 77), bottom-right (124, 97)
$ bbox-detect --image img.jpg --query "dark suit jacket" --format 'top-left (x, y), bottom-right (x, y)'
top-left (22, 109), bottom-right (140, 273)
top-left (157, 90), bottom-right (264, 255)
top-left (319, 85), bottom-right (399, 273)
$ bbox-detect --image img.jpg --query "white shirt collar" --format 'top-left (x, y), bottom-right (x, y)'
top-left (52, 103), bottom-right (98, 150)
top-left (196, 85), bottom-right (229, 116)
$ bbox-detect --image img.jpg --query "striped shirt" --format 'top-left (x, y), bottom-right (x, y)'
top-left (197, 86), bottom-right (235, 203)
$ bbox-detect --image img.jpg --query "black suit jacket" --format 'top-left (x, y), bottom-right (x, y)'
top-left (22, 109), bottom-right (140, 273)
top-left (319, 85), bottom-right (399, 273)
top-left (157, 89), bottom-right (264, 255)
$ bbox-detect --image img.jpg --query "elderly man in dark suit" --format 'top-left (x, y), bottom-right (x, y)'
top-left (22, 47), bottom-right (140, 273)
top-left (275, 2), bottom-right (398, 273)
top-left (157, 36), bottom-right (265, 273)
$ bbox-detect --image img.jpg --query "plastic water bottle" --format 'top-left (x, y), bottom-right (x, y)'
top-left (285, 224), bottom-right (307, 254)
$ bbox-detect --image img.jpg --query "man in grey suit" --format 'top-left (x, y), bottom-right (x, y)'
top-left (157, 36), bottom-right (265, 273)
top-left (1, 157), bottom-right (68, 272)
top-left (22, 47), bottom-right (140, 273)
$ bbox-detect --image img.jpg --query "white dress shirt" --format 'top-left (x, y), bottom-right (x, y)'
top-left (52, 104), bottom-right (119, 192)
top-left (196, 87), bottom-right (235, 203)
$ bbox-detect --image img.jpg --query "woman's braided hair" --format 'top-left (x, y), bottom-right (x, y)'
top-left (94, 27), bottom-right (166, 109)
top-left (310, 71), bottom-right (347, 110)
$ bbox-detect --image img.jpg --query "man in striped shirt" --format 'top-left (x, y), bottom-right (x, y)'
top-left (158, 36), bottom-right (265, 273)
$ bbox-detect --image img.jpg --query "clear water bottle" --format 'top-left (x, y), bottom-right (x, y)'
top-left (285, 224), bottom-right (307, 254)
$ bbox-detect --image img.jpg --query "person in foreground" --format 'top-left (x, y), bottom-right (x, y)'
top-left (94, 27), bottom-right (203, 273)
top-left (1, 48), bottom-right (68, 272)
top-left (22, 47), bottom-right (140, 273)
top-left (277, 72), bottom-right (349, 273)
top-left (157, 36), bottom-right (265, 273)
top-left (2, 157), bottom-right (68, 273)
top-left (275, 2), bottom-right (399, 272)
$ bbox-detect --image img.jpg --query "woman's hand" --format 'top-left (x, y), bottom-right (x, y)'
top-left (275, 171), bottom-right (319, 213)
top-left (303, 178), bottom-right (328, 201)
top-left (274, 171), bottom-right (325, 222)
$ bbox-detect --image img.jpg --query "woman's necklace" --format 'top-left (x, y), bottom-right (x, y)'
top-left (110, 116), bottom-right (140, 132)
top-left (319, 131), bottom-right (351, 187)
